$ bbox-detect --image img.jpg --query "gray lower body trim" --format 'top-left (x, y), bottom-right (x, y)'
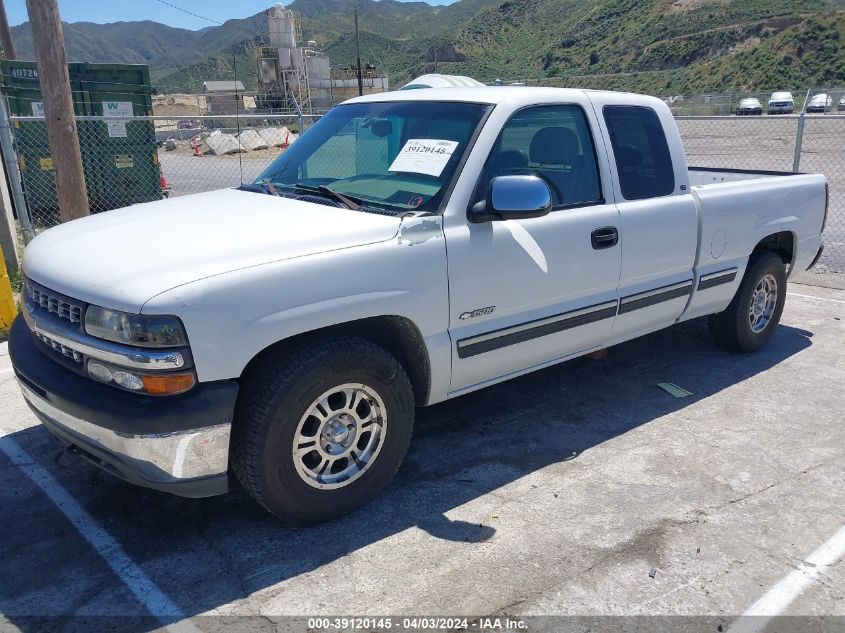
top-left (455, 279), bottom-right (697, 359)
top-left (618, 280), bottom-right (693, 315)
top-left (457, 300), bottom-right (618, 359)
top-left (697, 268), bottom-right (738, 291)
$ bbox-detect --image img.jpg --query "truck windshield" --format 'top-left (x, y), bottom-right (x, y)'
top-left (257, 101), bottom-right (490, 212)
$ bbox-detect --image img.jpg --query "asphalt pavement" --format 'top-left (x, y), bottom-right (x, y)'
top-left (0, 284), bottom-right (843, 632)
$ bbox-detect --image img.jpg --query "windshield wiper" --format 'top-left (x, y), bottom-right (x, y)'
top-left (292, 183), bottom-right (361, 211)
top-left (238, 180), bottom-right (281, 196)
top-left (248, 180), bottom-right (373, 212)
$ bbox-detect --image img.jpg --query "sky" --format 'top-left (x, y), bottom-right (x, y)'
top-left (6, 0), bottom-right (456, 31)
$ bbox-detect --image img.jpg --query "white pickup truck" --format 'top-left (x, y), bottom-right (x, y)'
top-left (10, 88), bottom-right (828, 522)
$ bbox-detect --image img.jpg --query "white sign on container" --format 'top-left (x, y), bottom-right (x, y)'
top-left (102, 101), bottom-right (134, 138)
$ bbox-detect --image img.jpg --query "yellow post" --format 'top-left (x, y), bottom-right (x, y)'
top-left (0, 243), bottom-right (17, 330)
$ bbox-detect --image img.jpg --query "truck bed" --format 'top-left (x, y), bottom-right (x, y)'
top-left (688, 166), bottom-right (801, 186)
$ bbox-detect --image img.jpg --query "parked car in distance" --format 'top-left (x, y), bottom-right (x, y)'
top-left (806, 93), bottom-right (833, 113)
top-left (736, 98), bottom-right (763, 115)
top-left (10, 87), bottom-right (829, 522)
top-left (768, 91), bottom-right (795, 114)
top-left (839, 95), bottom-right (845, 111)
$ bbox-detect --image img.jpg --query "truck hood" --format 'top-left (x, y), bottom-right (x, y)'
top-left (23, 188), bottom-right (402, 313)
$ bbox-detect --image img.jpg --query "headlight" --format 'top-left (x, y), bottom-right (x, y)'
top-left (84, 306), bottom-right (188, 348)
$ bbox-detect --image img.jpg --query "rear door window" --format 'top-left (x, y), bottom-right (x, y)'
top-left (603, 106), bottom-right (674, 200)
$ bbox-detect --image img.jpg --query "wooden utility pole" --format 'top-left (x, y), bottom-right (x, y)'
top-left (0, 0), bottom-right (18, 271)
top-left (25, 0), bottom-right (89, 222)
top-left (0, 0), bottom-right (16, 59)
top-left (354, 8), bottom-right (363, 96)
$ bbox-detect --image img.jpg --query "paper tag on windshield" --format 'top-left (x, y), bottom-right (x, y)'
top-left (389, 139), bottom-right (459, 177)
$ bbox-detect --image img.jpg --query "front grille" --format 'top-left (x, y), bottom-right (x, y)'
top-left (34, 331), bottom-right (84, 364)
top-left (25, 280), bottom-right (84, 325)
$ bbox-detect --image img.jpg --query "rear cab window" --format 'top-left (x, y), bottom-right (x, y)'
top-left (602, 105), bottom-right (674, 200)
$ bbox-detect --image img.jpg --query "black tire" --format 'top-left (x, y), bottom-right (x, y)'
top-left (709, 252), bottom-right (787, 352)
top-left (231, 337), bottom-right (415, 522)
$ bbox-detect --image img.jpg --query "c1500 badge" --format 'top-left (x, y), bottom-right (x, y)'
top-left (459, 306), bottom-right (496, 320)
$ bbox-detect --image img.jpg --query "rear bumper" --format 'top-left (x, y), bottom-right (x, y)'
top-left (8, 315), bottom-right (238, 498)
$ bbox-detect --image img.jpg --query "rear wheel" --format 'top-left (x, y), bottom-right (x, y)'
top-left (709, 252), bottom-right (787, 352)
top-left (231, 337), bottom-right (415, 522)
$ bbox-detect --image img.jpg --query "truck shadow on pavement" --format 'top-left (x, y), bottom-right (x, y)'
top-left (0, 318), bottom-right (813, 630)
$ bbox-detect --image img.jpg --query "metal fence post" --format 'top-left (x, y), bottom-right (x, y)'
top-left (290, 92), bottom-right (305, 134)
top-left (0, 99), bottom-right (34, 243)
top-left (792, 88), bottom-right (811, 172)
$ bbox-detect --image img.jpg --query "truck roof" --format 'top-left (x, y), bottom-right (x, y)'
top-left (344, 86), bottom-right (668, 110)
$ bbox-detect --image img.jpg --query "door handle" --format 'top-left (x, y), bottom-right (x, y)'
top-left (591, 227), bottom-right (618, 250)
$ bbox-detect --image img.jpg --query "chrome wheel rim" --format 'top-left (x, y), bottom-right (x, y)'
top-left (292, 383), bottom-right (387, 489)
top-left (749, 273), bottom-right (778, 333)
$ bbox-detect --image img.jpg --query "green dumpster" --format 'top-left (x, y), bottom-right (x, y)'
top-left (1, 60), bottom-right (163, 224)
top-left (2, 61), bottom-right (93, 226)
top-left (80, 64), bottom-right (160, 211)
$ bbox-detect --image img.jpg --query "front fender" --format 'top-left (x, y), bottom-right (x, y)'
top-left (141, 222), bottom-right (451, 397)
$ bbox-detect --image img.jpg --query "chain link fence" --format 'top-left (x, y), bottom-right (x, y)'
top-left (793, 116), bottom-right (845, 287)
top-left (2, 108), bottom-right (843, 288)
top-left (675, 114), bottom-right (844, 288)
top-left (4, 113), bottom-right (319, 239)
top-left (153, 115), bottom-right (317, 200)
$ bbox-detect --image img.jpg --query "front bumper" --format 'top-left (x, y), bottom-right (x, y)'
top-left (8, 316), bottom-right (239, 498)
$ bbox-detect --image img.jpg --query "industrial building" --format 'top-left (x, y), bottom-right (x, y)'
top-left (203, 80), bottom-right (246, 116)
top-left (255, 4), bottom-right (388, 114)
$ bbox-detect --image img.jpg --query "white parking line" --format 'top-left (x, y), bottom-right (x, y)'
top-left (0, 436), bottom-right (199, 632)
top-left (788, 292), bottom-right (845, 305)
top-left (728, 524), bottom-right (845, 633)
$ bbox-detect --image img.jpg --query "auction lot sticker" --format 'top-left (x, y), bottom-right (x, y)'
top-left (389, 139), bottom-right (459, 177)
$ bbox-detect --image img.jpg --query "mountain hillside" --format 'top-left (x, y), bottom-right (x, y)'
top-left (5, 0), bottom-right (845, 96)
top-left (9, 20), bottom-right (203, 65)
top-left (435, 0), bottom-right (845, 93)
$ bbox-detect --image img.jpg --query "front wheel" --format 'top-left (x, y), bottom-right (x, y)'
top-left (231, 337), bottom-right (415, 522)
top-left (709, 252), bottom-right (787, 352)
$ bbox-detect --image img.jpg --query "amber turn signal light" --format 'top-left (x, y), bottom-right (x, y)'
top-left (142, 372), bottom-right (196, 395)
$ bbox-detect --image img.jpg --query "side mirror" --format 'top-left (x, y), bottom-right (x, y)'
top-left (468, 175), bottom-right (552, 223)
